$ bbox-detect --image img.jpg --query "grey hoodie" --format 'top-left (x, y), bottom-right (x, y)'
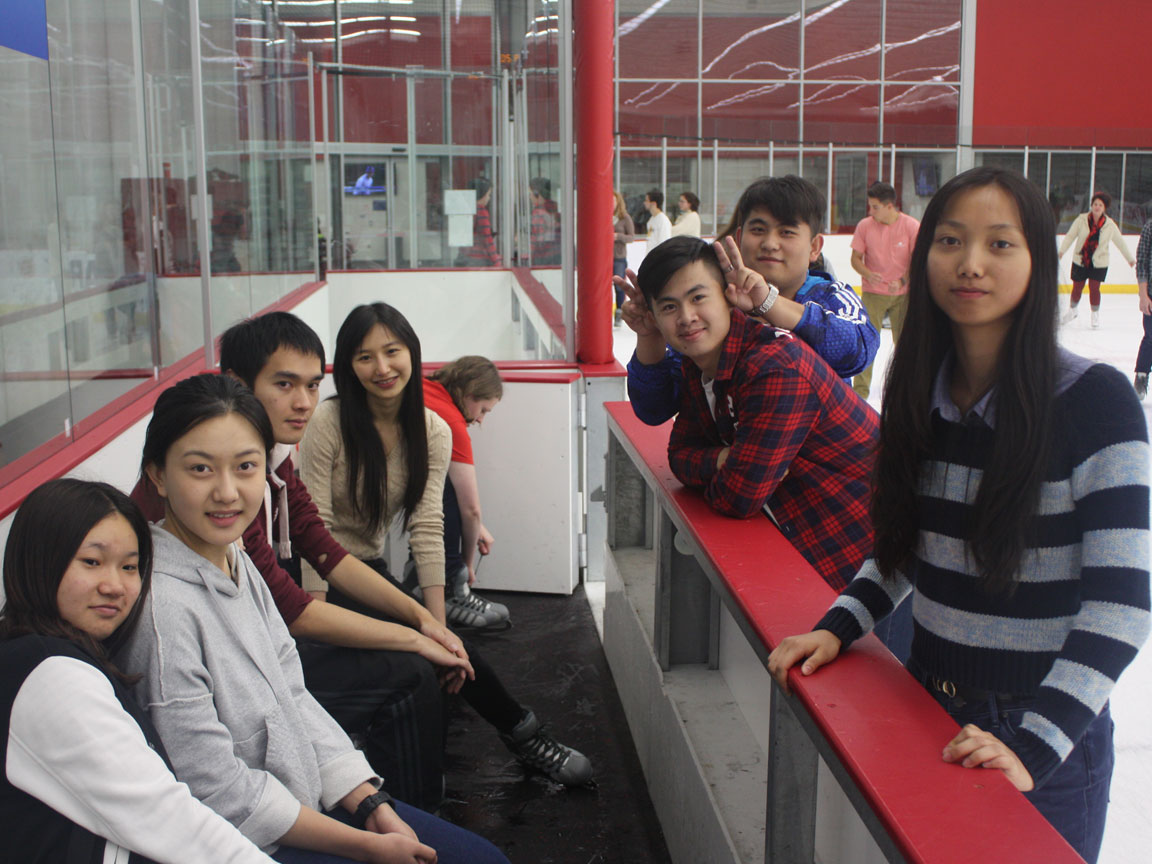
top-left (118, 526), bottom-right (377, 851)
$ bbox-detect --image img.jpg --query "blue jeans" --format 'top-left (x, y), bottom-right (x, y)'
top-left (271, 801), bottom-right (508, 864)
top-left (923, 686), bottom-right (1114, 864)
top-left (613, 257), bottom-right (628, 307)
top-left (1136, 308), bottom-right (1152, 374)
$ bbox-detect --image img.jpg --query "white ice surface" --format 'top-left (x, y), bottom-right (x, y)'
top-left (610, 293), bottom-right (1152, 863)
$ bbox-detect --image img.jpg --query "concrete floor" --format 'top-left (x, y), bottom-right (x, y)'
top-left (436, 584), bottom-right (672, 864)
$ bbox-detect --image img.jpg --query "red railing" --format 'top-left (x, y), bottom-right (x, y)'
top-left (605, 402), bottom-right (1082, 863)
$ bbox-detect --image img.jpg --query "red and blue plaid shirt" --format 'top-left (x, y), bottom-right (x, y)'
top-left (668, 310), bottom-right (878, 589)
top-left (459, 204), bottom-right (501, 266)
top-left (531, 203), bottom-right (559, 264)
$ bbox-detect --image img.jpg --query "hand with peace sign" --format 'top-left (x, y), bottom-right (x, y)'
top-left (712, 236), bottom-right (804, 331)
top-left (613, 267), bottom-right (667, 364)
top-left (713, 235), bottom-right (771, 314)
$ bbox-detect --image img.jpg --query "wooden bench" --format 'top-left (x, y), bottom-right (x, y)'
top-left (602, 402), bottom-right (1081, 863)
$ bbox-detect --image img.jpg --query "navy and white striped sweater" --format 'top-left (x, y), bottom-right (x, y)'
top-left (817, 354), bottom-right (1150, 787)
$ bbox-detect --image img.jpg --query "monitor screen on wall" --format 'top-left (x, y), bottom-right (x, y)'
top-left (346, 164), bottom-right (384, 197)
top-left (913, 158), bottom-right (939, 197)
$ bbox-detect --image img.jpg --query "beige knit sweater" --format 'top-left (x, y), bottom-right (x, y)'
top-left (1058, 212), bottom-right (1135, 270)
top-left (297, 398), bottom-right (451, 592)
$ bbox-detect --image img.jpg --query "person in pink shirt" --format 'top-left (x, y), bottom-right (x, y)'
top-left (849, 181), bottom-right (920, 400)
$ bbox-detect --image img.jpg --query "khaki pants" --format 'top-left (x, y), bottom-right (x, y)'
top-left (853, 291), bottom-right (908, 400)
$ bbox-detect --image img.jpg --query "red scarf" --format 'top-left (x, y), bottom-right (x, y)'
top-left (1080, 213), bottom-right (1104, 269)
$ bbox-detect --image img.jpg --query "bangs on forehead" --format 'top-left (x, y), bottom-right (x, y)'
top-left (360, 325), bottom-right (401, 349)
top-left (742, 207), bottom-right (803, 228)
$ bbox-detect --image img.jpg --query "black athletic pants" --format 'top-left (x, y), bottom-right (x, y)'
top-left (339, 558), bottom-right (525, 734)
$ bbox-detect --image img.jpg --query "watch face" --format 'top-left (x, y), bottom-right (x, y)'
top-left (755, 285), bottom-right (778, 315)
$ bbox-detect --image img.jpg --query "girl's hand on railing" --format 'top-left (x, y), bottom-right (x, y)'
top-left (767, 630), bottom-right (842, 694)
top-left (942, 724), bottom-right (1035, 791)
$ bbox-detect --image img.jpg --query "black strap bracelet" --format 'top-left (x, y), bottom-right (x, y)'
top-left (353, 789), bottom-right (395, 828)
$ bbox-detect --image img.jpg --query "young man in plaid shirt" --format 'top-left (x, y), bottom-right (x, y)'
top-left (635, 235), bottom-right (879, 590)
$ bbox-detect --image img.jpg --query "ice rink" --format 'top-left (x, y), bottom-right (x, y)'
top-left (610, 291), bottom-right (1152, 863)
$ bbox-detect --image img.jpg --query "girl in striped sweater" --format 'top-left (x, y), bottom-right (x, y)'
top-left (768, 166), bottom-right (1150, 863)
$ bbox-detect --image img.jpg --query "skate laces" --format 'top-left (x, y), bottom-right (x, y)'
top-left (513, 726), bottom-right (572, 774)
top-left (446, 595), bottom-right (488, 626)
top-left (455, 593), bottom-right (492, 613)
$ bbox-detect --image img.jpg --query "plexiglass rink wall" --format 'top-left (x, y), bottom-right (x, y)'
top-left (5, 0), bottom-right (1151, 486)
top-left (614, 0), bottom-right (1152, 239)
top-left (0, 0), bottom-right (571, 484)
top-left (0, 0), bottom-right (321, 481)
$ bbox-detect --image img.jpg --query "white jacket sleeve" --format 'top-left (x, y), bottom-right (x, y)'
top-left (1058, 213), bottom-right (1086, 258)
top-left (1109, 220), bottom-right (1136, 265)
top-left (6, 657), bottom-right (274, 864)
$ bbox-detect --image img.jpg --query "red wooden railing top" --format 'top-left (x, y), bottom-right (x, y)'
top-left (605, 402), bottom-right (1082, 864)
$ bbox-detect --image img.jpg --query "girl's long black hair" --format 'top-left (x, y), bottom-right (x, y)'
top-left (872, 166), bottom-right (1059, 594)
top-left (1, 478), bottom-right (154, 677)
top-left (331, 303), bottom-right (429, 533)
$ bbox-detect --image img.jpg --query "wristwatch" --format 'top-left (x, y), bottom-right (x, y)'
top-left (751, 283), bottom-right (780, 318)
top-left (354, 789), bottom-right (395, 828)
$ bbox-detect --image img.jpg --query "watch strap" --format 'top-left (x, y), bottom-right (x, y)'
top-left (354, 789), bottom-right (395, 828)
top-left (751, 283), bottom-right (780, 318)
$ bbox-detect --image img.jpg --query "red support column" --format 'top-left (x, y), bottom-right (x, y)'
top-left (574, 0), bottom-right (615, 365)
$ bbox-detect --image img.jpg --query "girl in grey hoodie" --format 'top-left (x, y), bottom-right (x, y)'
top-left (120, 374), bottom-right (508, 864)
top-left (1, 478), bottom-right (273, 864)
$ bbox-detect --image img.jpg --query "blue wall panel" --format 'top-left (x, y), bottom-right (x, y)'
top-left (1, 0), bottom-right (49, 61)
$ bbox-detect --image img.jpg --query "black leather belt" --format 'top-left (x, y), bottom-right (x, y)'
top-left (909, 661), bottom-right (1031, 710)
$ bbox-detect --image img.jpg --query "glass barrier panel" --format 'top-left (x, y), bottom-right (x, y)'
top-left (665, 156), bottom-right (703, 236)
top-left (701, 1), bottom-right (800, 81)
top-left (445, 154), bottom-right (498, 269)
top-left (202, 0), bottom-right (257, 335)
top-left (801, 153), bottom-right (829, 206)
top-left (341, 155), bottom-right (396, 269)
top-left (716, 153), bottom-right (774, 234)
top-left (805, 0), bottom-right (882, 80)
top-left (412, 153), bottom-right (451, 269)
top-left (1093, 154), bottom-right (1124, 222)
top-left (702, 82), bottom-right (800, 144)
top-left (830, 152), bottom-right (873, 234)
top-left (50, 0), bottom-right (159, 438)
top-left (881, 83), bottom-right (958, 147)
top-left (974, 151), bottom-right (1026, 176)
top-left (1123, 154), bottom-right (1152, 232)
top-left (618, 0), bottom-right (699, 81)
top-left (1050, 152), bottom-right (1093, 232)
top-left (139, 0), bottom-right (203, 366)
top-left (0, 42), bottom-right (72, 475)
top-left (619, 150), bottom-right (662, 239)
top-left (892, 151), bottom-right (956, 222)
top-left (884, 0), bottom-right (962, 83)
top-left (618, 81), bottom-right (700, 145)
top-left (1028, 153), bottom-right (1049, 192)
top-left (803, 84), bottom-right (881, 146)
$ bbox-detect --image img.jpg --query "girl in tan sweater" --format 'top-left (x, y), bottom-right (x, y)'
top-left (298, 304), bottom-right (593, 788)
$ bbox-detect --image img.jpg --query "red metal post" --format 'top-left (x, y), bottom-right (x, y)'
top-left (574, 0), bottom-right (615, 364)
